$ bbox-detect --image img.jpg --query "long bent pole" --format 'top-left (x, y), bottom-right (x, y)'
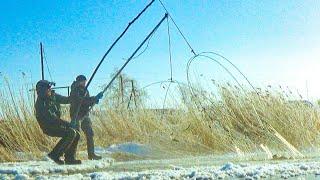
top-left (100, 14), bottom-right (168, 94)
top-left (72, 0), bottom-right (156, 122)
top-left (87, 14), bottom-right (168, 113)
top-left (73, 13), bottom-right (168, 123)
top-left (85, 0), bottom-right (156, 90)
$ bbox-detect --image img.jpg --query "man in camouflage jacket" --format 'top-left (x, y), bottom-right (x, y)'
top-left (70, 75), bottom-right (103, 160)
top-left (35, 80), bottom-right (81, 164)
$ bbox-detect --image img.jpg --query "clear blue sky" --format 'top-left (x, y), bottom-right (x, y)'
top-left (1, 0), bottom-right (320, 101)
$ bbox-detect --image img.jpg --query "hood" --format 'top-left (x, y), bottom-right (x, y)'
top-left (36, 80), bottom-right (51, 99)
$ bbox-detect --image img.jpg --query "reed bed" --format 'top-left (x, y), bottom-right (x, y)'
top-left (0, 78), bottom-right (319, 162)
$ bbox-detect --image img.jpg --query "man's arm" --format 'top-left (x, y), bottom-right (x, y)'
top-left (82, 95), bottom-right (96, 106)
top-left (55, 93), bottom-right (70, 104)
top-left (71, 87), bottom-right (96, 107)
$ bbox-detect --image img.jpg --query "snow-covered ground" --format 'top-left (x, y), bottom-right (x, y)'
top-left (2, 159), bottom-right (320, 179)
top-left (96, 142), bottom-right (151, 156)
top-left (1, 143), bottom-right (320, 179)
top-left (0, 158), bottom-right (113, 180)
top-left (87, 162), bottom-right (320, 179)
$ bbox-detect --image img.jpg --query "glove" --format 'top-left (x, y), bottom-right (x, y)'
top-left (70, 119), bottom-right (80, 129)
top-left (96, 92), bottom-right (104, 100)
top-left (95, 92), bottom-right (104, 104)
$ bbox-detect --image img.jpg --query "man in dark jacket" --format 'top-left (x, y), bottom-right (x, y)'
top-left (35, 80), bottom-right (81, 165)
top-left (70, 75), bottom-right (103, 160)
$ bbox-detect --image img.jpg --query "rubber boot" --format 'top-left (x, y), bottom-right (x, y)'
top-left (49, 128), bottom-right (77, 164)
top-left (65, 130), bottom-right (82, 164)
top-left (88, 153), bottom-right (102, 160)
top-left (87, 134), bottom-right (102, 160)
top-left (65, 159), bottom-right (82, 165)
top-left (48, 152), bottom-right (64, 165)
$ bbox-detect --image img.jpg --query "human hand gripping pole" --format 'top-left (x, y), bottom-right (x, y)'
top-left (70, 118), bottom-right (79, 129)
top-left (70, 91), bottom-right (104, 129)
top-left (95, 92), bottom-right (104, 104)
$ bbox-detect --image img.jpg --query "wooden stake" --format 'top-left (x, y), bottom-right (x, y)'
top-left (40, 42), bottom-right (44, 80)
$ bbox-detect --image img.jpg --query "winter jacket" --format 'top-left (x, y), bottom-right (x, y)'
top-left (69, 81), bottom-right (96, 120)
top-left (35, 93), bottom-right (70, 134)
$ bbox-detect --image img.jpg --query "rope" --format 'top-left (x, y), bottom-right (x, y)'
top-left (186, 53), bottom-right (245, 95)
top-left (162, 81), bottom-right (172, 110)
top-left (141, 80), bottom-right (174, 90)
top-left (202, 52), bottom-right (257, 93)
top-left (158, 0), bottom-right (197, 56)
top-left (101, 14), bottom-right (168, 95)
top-left (185, 53), bottom-right (268, 129)
top-left (43, 48), bottom-right (54, 82)
top-left (156, 1), bottom-right (257, 95)
top-left (123, 30), bottom-right (155, 61)
top-left (81, 14), bottom-right (169, 118)
top-left (185, 53), bottom-right (251, 119)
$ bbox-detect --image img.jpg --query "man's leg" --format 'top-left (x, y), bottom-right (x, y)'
top-left (81, 117), bottom-right (102, 160)
top-left (64, 129), bottom-right (81, 164)
top-left (46, 127), bottom-right (77, 164)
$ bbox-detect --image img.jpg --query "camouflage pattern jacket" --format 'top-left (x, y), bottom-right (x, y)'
top-left (69, 81), bottom-right (96, 121)
top-left (35, 93), bottom-right (70, 134)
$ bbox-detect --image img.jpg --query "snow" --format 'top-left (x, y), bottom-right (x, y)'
top-left (2, 144), bottom-right (320, 179)
top-left (85, 162), bottom-right (320, 179)
top-left (0, 158), bottom-right (113, 179)
top-left (0, 142), bottom-right (151, 179)
top-left (2, 160), bottom-right (320, 179)
top-left (97, 142), bottom-right (151, 156)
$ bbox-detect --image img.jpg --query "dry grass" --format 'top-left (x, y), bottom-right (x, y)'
top-left (0, 78), bottom-right (320, 162)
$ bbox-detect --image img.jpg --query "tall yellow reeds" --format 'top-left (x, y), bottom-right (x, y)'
top-left (0, 79), bottom-right (319, 162)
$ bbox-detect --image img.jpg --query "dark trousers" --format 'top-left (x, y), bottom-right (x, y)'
top-left (45, 124), bottom-right (80, 159)
top-left (79, 116), bottom-right (95, 157)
